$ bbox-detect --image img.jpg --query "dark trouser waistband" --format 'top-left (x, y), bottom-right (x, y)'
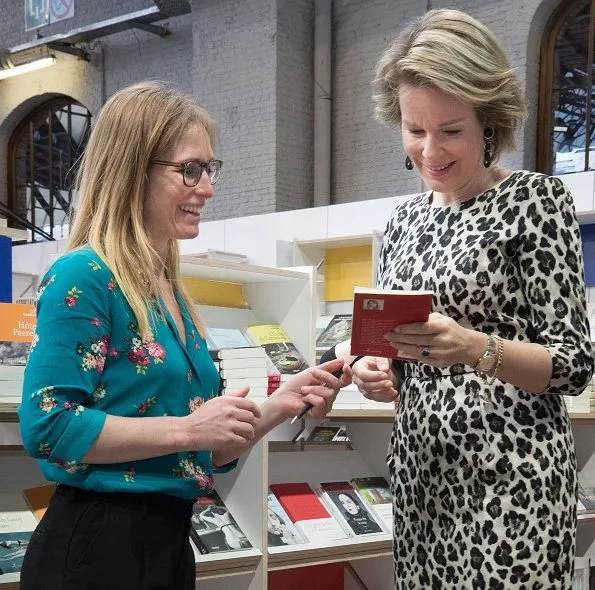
top-left (55, 483), bottom-right (195, 520)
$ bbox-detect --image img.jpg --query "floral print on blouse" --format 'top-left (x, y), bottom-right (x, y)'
top-left (19, 247), bottom-right (233, 500)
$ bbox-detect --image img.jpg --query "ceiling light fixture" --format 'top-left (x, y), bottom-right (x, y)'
top-left (0, 56), bottom-right (56, 81)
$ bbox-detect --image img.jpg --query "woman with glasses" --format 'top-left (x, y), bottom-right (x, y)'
top-left (17, 81), bottom-right (351, 590)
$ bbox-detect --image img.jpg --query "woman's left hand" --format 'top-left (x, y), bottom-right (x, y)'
top-left (384, 312), bottom-right (485, 368)
top-left (270, 358), bottom-right (352, 419)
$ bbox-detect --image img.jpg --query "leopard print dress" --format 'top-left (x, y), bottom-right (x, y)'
top-left (377, 171), bottom-right (593, 589)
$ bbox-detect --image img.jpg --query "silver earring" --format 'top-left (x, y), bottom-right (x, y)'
top-left (405, 156), bottom-right (413, 170)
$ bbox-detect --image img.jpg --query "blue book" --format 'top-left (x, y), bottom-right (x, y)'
top-left (205, 327), bottom-right (251, 351)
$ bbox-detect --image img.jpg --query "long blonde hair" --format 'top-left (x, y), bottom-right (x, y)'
top-left (68, 81), bottom-right (216, 340)
top-left (372, 9), bottom-right (526, 161)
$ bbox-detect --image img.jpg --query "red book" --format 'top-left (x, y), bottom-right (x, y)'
top-left (269, 482), bottom-right (349, 543)
top-left (349, 287), bottom-right (433, 359)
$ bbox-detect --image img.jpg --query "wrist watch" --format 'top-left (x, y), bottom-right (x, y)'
top-left (474, 334), bottom-right (498, 382)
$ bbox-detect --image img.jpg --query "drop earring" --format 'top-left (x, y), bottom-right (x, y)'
top-left (483, 128), bottom-right (494, 168)
top-left (405, 156), bottom-right (413, 170)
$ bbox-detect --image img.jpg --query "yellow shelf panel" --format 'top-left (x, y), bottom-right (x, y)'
top-left (182, 277), bottom-right (248, 308)
top-left (325, 245), bottom-right (372, 302)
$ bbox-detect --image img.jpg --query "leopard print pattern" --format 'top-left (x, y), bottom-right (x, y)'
top-left (377, 171), bottom-right (593, 589)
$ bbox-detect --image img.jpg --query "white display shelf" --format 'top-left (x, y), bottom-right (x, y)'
top-left (268, 534), bottom-right (392, 570)
top-left (194, 548), bottom-right (263, 580)
top-left (180, 255), bottom-right (309, 284)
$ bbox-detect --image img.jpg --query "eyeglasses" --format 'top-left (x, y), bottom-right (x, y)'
top-left (151, 159), bottom-right (223, 186)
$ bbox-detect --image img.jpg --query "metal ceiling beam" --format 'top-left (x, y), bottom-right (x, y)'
top-left (6, 3), bottom-right (191, 57)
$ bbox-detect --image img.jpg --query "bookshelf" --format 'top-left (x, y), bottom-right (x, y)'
top-left (4, 253), bottom-right (595, 589)
top-left (292, 233), bottom-right (384, 321)
top-left (1, 259), bottom-right (398, 590)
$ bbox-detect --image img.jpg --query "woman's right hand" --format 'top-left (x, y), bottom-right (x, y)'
top-left (352, 357), bottom-right (399, 403)
top-left (180, 388), bottom-right (262, 452)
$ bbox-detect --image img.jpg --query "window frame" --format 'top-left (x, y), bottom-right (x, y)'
top-left (7, 97), bottom-right (91, 242)
top-left (537, 0), bottom-right (595, 174)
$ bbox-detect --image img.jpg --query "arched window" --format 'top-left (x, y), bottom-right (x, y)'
top-left (8, 98), bottom-right (91, 241)
top-left (538, 0), bottom-right (595, 174)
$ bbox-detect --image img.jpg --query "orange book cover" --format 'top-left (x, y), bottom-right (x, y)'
top-left (349, 287), bottom-right (433, 359)
top-left (22, 484), bottom-right (56, 521)
top-left (0, 303), bottom-right (36, 365)
top-left (0, 303), bottom-right (36, 343)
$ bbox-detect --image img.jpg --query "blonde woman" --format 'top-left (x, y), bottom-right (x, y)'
top-left (18, 81), bottom-right (350, 590)
top-left (351, 9), bottom-right (593, 589)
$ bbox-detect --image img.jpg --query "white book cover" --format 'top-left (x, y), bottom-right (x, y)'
top-left (205, 327), bottom-right (251, 351)
top-left (350, 476), bottom-right (393, 533)
top-left (0, 494), bottom-right (38, 575)
top-left (0, 382), bottom-right (24, 397)
top-left (315, 481), bottom-right (384, 537)
top-left (210, 347), bottom-right (267, 361)
top-left (222, 377), bottom-right (269, 390)
top-left (266, 491), bottom-right (305, 547)
top-left (223, 386), bottom-right (269, 398)
top-left (220, 367), bottom-right (268, 380)
top-left (218, 357), bottom-right (268, 371)
top-left (0, 365), bottom-right (26, 380)
top-left (572, 556), bottom-right (590, 590)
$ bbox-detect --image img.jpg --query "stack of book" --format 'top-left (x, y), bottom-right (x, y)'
top-left (564, 382), bottom-right (595, 413)
top-left (206, 328), bottom-right (269, 399)
top-left (244, 324), bottom-right (309, 393)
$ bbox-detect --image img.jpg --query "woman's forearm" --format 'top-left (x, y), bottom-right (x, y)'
top-left (82, 414), bottom-right (186, 463)
top-left (493, 340), bottom-right (552, 393)
top-left (463, 330), bottom-right (552, 393)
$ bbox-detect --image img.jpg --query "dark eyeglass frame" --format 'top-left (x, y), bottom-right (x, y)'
top-left (151, 158), bottom-right (223, 186)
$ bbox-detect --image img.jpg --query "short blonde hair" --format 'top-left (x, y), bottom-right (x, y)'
top-left (68, 81), bottom-right (217, 339)
top-left (372, 9), bottom-right (526, 161)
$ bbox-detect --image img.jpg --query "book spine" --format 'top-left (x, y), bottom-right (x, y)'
top-left (189, 528), bottom-right (210, 555)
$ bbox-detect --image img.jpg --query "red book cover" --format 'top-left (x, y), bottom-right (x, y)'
top-left (269, 482), bottom-right (349, 542)
top-left (350, 287), bottom-right (433, 359)
top-left (270, 483), bottom-right (331, 521)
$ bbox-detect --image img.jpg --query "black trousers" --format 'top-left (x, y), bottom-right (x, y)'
top-left (20, 484), bottom-right (196, 590)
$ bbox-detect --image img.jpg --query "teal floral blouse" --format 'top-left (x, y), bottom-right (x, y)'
top-left (18, 247), bottom-right (234, 500)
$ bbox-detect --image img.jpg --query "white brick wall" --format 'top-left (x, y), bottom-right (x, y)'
top-left (275, 0), bottom-right (314, 212)
top-left (332, 0), bottom-right (563, 204)
top-left (0, 0), bottom-right (569, 219)
top-left (191, 0), bottom-right (279, 219)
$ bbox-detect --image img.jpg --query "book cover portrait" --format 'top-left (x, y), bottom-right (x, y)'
top-left (320, 482), bottom-right (383, 536)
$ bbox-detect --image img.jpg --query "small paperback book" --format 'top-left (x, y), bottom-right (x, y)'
top-left (269, 482), bottom-right (349, 543)
top-left (244, 324), bottom-right (309, 375)
top-left (316, 481), bottom-right (384, 536)
top-left (0, 494), bottom-right (38, 576)
top-left (205, 327), bottom-right (252, 352)
top-left (577, 472), bottom-right (595, 513)
top-left (267, 491), bottom-right (305, 546)
top-left (307, 424), bottom-right (350, 444)
top-left (350, 476), bottom-right (393, 533)
top-left (0, 303), bottom-right (36, 367)
top-left (190, 490), bottom-right (252, 554)
top-left (349, 287), bottom-right (433, 359)
top-left (315, 314), bottom-right (353, 349)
